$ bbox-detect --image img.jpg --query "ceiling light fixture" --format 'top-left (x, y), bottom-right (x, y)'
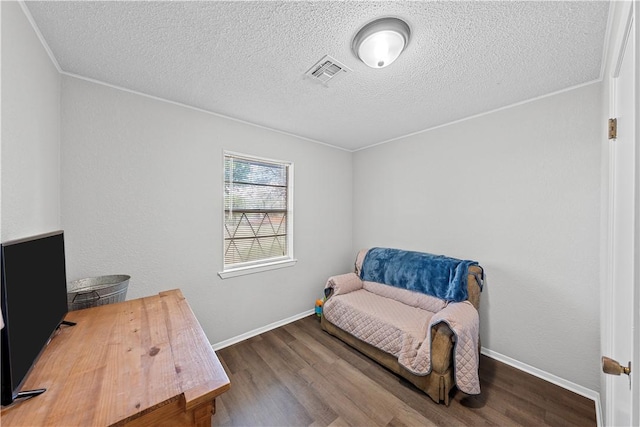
top-left (352, 17), bottom-right (411, 69)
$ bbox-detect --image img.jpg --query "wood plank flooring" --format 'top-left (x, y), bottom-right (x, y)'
top-left (212, 315), bottom-right (596, 427)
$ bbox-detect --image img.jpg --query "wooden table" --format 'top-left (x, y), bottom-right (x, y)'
top-left (1, 289), bottom-right (230, 426)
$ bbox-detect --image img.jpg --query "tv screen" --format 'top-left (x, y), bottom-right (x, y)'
top-left (0, 230), bottom-right (69, 406)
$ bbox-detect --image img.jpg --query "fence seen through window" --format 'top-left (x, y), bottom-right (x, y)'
top-left (224, 154), bottom-right (291, 267)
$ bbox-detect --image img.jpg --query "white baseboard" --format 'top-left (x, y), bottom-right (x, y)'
top-left (211, 309), bottom-right (315, 351)
top-left (481, 347), bottom-right (602, 427)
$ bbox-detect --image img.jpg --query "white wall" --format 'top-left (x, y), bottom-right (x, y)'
top-left (1, 1), bottom-right (61, 241)
top-left (60, 76), bottom-right (353, 344)
top-left (353, 83), bottom-right (602, 391)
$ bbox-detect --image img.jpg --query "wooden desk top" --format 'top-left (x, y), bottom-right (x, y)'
top-left (1, 289), bottom-right (230, 426)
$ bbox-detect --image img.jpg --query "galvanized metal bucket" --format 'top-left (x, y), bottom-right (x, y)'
top-left (67, 275), bottom-right (130, 311)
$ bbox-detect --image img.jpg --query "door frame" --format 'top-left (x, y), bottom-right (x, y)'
top-left (602, 1), bottom-right (639, 426)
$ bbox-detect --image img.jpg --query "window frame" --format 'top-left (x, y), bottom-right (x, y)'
top-left (218, 150), bottom-right (296, 279)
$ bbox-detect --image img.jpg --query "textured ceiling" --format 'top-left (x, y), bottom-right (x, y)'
top-left (24, 1), bottom-right (610, 151)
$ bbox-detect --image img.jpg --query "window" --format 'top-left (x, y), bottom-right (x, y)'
top-left (219, 152), bottom-right (296, 278)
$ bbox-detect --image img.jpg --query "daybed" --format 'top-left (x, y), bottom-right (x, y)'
top-left (320, 247), bottom-right (484, 405)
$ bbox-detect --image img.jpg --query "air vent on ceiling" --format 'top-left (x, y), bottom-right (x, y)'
top-left (304, 55), bottom-right (351, 86)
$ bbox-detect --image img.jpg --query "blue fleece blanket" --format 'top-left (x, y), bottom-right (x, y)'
top-left (360, 247), bottom-right (478, 302)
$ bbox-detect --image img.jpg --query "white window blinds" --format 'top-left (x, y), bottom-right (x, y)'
top-left (224, 153), bottom-right (292, 268)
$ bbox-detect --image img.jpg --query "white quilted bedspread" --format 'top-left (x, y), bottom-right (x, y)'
top-left (323, 287), bottom-right (480, 395)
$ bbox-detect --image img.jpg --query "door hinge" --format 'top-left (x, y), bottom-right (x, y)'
top-left (609, 118), bottom-right (617, 140)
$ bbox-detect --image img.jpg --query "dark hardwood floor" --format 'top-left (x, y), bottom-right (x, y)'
top-left (212, 315), bottom-right (596, 427)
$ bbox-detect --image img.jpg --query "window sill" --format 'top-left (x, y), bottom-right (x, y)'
top-left (218, 258), bottom-right (298, 279)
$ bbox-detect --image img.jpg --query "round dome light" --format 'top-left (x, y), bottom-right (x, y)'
top-left (352, 17), bottom-right (411, 69)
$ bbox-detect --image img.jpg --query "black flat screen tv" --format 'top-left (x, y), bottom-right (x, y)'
top-left (0, 230), bottom-right (71, 406)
